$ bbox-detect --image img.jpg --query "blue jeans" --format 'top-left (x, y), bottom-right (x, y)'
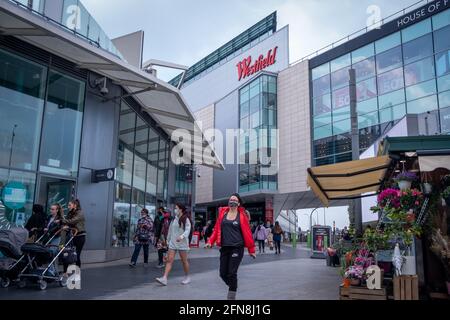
top-left (131, 243), bottom-right (149, 264)
top-left (47, 237), bottom-right (60, 275)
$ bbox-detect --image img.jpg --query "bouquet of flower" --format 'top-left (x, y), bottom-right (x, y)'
top-left (398, 189), bottom-right (424, 212)
top-left (394, 172), bottom-right (417, 182)
top-left (377, 188), bottom-right (401, 209)
top-left (345, 265), bottom-right (364, 280)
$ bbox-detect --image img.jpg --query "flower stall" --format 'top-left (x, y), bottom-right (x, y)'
top-left (308, 135), bottom-right (450, 300)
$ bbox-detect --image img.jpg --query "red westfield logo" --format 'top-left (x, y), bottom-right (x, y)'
top-left (236, 47), bottom-right (278, 81)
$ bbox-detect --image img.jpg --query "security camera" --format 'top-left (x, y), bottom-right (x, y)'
top-left (95, 77), bottom-right (109, 96)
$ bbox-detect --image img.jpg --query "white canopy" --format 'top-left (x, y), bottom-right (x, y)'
top-left (0, 1), bottom-right (223, 170)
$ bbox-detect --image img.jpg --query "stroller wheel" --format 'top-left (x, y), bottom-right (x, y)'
top-left (1, 278), bottom-right (10, 288)
top-left (38, 280), bottom-right (47, 291)
top-left (18, 280), bottom-right (26, 289)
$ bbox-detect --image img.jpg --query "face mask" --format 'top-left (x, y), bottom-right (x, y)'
top-left (229, 201), bottom-right (239, 208)
top-left (174, 208), bottom-right (179, 215)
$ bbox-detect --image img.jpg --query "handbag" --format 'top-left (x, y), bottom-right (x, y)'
top-left (59, 246), bottom-right (77, 265)
top-left (138, 233), bottom-right (151, 242)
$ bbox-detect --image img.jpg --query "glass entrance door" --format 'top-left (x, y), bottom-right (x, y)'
top-left (37, 176), bottom-right (76, 215)
top-left (46, 181), bottom-right (75, 214)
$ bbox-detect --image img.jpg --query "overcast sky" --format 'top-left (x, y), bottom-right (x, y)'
top-left (79, 0), bottom-right (419, 229)
top-left (81, 0), bottom-right (419, 81)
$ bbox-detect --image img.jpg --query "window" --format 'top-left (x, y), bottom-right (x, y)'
top-left (333, 119), bottom-right (351, 135)
top-left (313, 112), bottom-right (332, 128)
top-left (406, 79), bottom-right (436, 101)
top-left (434, 25), bottom-right (450, 53)
top-left (331, 67), bottom-right (350, 90)
top-left (312, 75), bottom-right (331, 97)
top-left (112, 183), bottom-right (131, 247)
top-left (333, 106), bottom-right (350, 122)
top-left (438, 73), bottom-right (450, 92)
top-left (332, 86), bottom-right (350, 109)
top-left (353, 57), bottom-right (376, 81)
top-left (358, 97), bottom-right (378, 114)
top-left (439, 90), bottom-right (450, 109)
top-left (378, 89), bottom-right (405, 109)
top-left (407, 94), bottom-right (438, 114)
top-left (440, 106), bottom-right (450, 133)
top-left (359, 110), bottom-right (379, 129)
top-left (375, 32), bottom-right (401, 54)
top-left (436, 50), bottom-right (450, 77)
top-left (313, 94), bottom-right (332, 115)
top-left (377, 67), bottom-right (404, 95)
top-left (352, 44), bottom-right (375, 64)
top-left (240, 101), bottom-right (249, 119)
top-left (117, 103), bottom-right (135, 186)
top-left (331, 54), bottom-right (351, 72)
top-left (0, 169), bottom-right (36, 229)
top-left (357, 78), bottom-right (377, 102)
top-left (402, 19), bottom-right (432, 43)
top-left (334, 134), bottom-right (351, 154)
top-left (312, 63), bottom-right (330, 80)
top-left (402, 34), bottom-right (433, 65)
top-left (314, 137), bottom-right (334, 158)
top-left (404, 57), bottom-right (435, 86)
top-left (376, 46), bottom-right (402, 74)
top-left (432, 8), bottom-right (450, 31)
top-left (314, 125), bottom-right (333, 140)
top-left (380, 104), bottom-right (407, 123)
top-left (359, 126), bottom-right (381, 151)
top-left (39, 70), bottom-right (85, 177)
top-left (0, 49), bottom-right (46, 171)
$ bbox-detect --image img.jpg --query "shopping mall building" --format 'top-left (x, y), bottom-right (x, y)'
top-left (1, 0), bottom-right (449, 261)
top-left (174, 0), bottom-right (450, 228)
top-left (0, 0), bottom-right (221, 262)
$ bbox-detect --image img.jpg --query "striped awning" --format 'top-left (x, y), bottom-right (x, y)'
top-left (307, 156), bottom-right (392, 207)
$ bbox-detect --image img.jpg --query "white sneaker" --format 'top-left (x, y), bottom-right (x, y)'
top-left (181, 276), bottom-right (191, 285)
top-left (156, 277), bottom-right (168, 286)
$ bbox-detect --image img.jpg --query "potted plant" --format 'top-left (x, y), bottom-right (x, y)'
top-left (441, 186), bottom-right (450, 207)
top-left (394, 172), bottom-right (417, 191)
top-left (345, 265), bottom-right (364, 286)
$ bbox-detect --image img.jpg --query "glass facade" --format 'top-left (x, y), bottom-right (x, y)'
top-left (312, 9), bottom-right (450, 166)
top-left (239, 75), bottom-right (278, 192)
top-left (13, 0), bottom-right (124, 59)
top-left (0, 48), bottom-right (85, 229)
top-left (112, 101), bottom-right (169, 247)
top-left (174, 165), bottom-right (193, 208)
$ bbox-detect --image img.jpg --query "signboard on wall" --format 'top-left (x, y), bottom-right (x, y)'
top-left (236, 47), bottom-right (278, 81)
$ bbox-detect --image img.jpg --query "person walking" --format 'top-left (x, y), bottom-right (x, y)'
top-left (204, 220), bottom-right (213, 243)
top-left (60, 199), bottom-right (86, 286)
top-left (25, 204), bottom-right (47, 240)
top-left (254, 222), bottom-right (268, 254)
top-left (156, 204), bottom-right (192, 286)
top-left (129, 209), bottom-right (153, 268)
top-left (205, 193), bottom-right (256, 300)
top-left (43, 204), bottom-right (63, 275)
top-left (273, 221), bottom-right (284, 255)
top-left (155, 208), bottom-right (170, 268)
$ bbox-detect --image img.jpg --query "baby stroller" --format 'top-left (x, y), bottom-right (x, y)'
top-left (18, 228), bottom-right (78, 290)
top-left (0, 228), bottom-right (29, 288)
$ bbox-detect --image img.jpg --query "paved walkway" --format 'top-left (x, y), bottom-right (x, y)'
top-left (0, 244), bottom-right (341, 300)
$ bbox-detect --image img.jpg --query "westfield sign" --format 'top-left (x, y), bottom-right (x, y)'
top-left (236, 47), bottom-right (278, 81)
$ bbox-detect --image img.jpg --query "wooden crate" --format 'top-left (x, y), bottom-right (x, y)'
top-left (393, 275), bottom-right (419, 300)
top-left (340, 285), bottom-right (387, 300)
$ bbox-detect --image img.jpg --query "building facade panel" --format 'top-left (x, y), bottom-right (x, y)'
top-left (278, 60), bottom-right (311, 194)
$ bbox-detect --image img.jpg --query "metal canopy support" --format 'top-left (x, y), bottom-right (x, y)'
top-left (350, 68), bottom-right (362, 235)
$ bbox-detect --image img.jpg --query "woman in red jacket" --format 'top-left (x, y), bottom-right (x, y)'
top-left (205, 193), bottom-right (256, 300)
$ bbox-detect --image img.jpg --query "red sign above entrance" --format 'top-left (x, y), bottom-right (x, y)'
top-left (236, 47), bottom-right (278, 81)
